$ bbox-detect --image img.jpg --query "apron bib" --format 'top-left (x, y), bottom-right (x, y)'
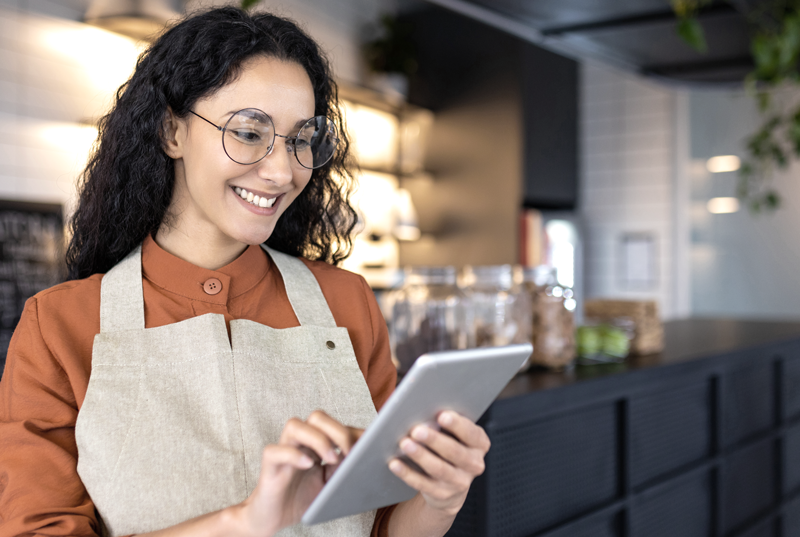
top-left (75, 245), bottom-right (378, 537)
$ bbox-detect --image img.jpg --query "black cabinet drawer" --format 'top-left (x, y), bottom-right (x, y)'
top-left (736, 518), bottom-right (774, 537)
top-left (630, 382), bottom-right (711, 488)
top-left (485, 404), bottom-right (618, 537)
top-left (784, 355), bottom-right (800, 421)
top-left (785, 425), bottom-right (800, 496)
top-left (784, 495), bottom-right (800, 537)
top-left (538, 509), bottom-right (622, 537)
top-left (722, 438), bottom-right (776, 534)
top-left (723, 361), bottom-right (774, 447)
top-left (630, 471), bottom-right (712, 537)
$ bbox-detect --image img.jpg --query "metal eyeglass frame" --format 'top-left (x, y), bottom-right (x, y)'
top-left (188, 109), bottom-right (336, 169)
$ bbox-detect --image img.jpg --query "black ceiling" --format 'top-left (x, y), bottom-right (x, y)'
top-left (423, 0), bottom-right (755, 84)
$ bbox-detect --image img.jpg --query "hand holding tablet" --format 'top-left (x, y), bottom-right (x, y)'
top-left (302, 343), bottom-right (533, 525)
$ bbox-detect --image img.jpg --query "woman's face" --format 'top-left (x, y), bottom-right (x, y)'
top-left (164, 55), bottom-right (316, 249)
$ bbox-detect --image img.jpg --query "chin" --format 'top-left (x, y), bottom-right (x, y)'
top-left (227, 224), bottom-right (278, 247)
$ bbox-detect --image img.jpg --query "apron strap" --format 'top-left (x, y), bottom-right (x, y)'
top-left (100, 245), bottom-right (145, 332)
top-left (261, 245), bottom-right (337, 328)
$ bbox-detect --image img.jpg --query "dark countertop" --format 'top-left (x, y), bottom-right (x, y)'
top-left (498, 318), bottom-right (800, 400)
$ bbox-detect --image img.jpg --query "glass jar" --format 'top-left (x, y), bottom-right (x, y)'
top-left (390, 267), bottom-right (471, 374)
top-left (521, 266), bottom-right (576, 370)
top-left (462, 265), bottom-right (531, 349)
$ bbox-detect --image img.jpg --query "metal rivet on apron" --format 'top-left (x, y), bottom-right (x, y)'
top-left (326, 341), bottom-right (335, 350)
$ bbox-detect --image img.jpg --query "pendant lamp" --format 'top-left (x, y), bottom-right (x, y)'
top-left (84, 0), bottom-right (181, 41)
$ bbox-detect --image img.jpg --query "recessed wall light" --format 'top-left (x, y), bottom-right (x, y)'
top-left (707, 197), bottom-right (740, 214)
top-left (706, 155), bottom-right (741, 173)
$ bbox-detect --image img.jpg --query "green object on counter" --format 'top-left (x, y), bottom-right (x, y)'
top-left (576, 325), bottom-right (601, 356)
top-left (576, 324), bottom-right (630, 361)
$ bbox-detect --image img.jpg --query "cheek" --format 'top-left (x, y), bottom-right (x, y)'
top-left (297, 170), bottom-right (314, 190)
top-left (184, 147), bottom-right (238, 191)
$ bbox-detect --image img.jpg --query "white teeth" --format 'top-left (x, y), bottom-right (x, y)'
top-left (235, 186), bottom-right (277, 208)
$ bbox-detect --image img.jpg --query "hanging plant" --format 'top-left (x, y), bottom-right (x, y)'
top-left (673, 0), bottom-right (800, 212)
top-left (362, 15), bottom-right (418, 77)
top-left (241, 0), bottom-right (259, 11)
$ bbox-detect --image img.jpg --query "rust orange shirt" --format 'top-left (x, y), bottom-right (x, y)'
top-left (0, 235), bottom-right (397, 536)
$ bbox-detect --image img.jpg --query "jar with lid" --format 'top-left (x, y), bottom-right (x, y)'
top-left (390, 267), bottom-right (472, 374)
top-left (520, 266), bottom-right (576, 369)
top-left (462, 265), bottom-right (531, 350)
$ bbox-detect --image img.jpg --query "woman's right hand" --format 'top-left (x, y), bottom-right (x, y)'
top-left (229, 410), bottom-right (362, 537)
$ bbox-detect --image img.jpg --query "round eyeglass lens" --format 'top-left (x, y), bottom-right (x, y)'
top-left (294, 116), bottom-right (338, 169)
top-left (222, 109), bottom-right (275, 165)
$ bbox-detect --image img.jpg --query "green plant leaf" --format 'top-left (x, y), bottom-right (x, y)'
top-left (676, 18), bottom-right (707, 52)
top-left (240, 0), bottom-right (259, 11)
top-left (751, 33), bottom-right (780, 81)
top-left (778, 15), bottom-right (800, 74)
top-left (764, 190), bottom-right (781, 209)
top-left (789, 111), bottom-right (800, 154)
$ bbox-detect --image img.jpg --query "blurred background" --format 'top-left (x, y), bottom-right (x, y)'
top-left (5, 2), bottom-right (800, 534)
top-left (1, 0), bottom-right (800, 360)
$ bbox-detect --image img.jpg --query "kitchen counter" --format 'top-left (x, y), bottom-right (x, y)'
top-left (501, 318), bottom-right (800, 398)
top-left (446, 318), bottom-right (800, 537)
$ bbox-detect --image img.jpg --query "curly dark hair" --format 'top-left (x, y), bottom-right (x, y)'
top-left (65, 6), bottom-right (357, 280)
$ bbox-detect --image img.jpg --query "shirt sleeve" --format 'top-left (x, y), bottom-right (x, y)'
top-left (359, 276), bottom-right (397, 412)
top-left (0, 298), bottom-right (100, 537)
top-left (357, 277), bottom-right (399, 537)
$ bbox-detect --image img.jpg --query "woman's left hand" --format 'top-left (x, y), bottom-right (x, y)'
top-left (388, 411), bottom-right (490, 517)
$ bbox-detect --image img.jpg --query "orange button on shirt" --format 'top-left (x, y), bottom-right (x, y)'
top-left (0, 236), bottom-right (397, 537)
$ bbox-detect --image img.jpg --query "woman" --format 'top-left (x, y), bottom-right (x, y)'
top-left (0, 7), bottom-right (489, 537)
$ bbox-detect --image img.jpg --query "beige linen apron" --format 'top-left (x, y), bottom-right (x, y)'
top-left (75, 245), bottom-right (378, 537)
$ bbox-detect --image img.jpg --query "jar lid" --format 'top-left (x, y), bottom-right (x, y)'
top-left (462, 265), bottom-right (514, 289)
top-left (404, 266), bottom-right (458, 285)
top-left (522, 265), bottom-right (557, 287)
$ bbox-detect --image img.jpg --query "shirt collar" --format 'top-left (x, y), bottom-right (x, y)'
top-left (141, 235), bottom-right (271, 304)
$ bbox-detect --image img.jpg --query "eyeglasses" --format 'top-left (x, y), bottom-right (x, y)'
top-left (189, 108), bottom-right (339, 169)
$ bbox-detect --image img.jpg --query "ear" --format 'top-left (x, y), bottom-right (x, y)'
top-left (161, 107), bottom-right (186, 159)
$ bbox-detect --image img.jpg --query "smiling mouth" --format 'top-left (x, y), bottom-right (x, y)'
top-left (234, 186), bottom-right (277, 208)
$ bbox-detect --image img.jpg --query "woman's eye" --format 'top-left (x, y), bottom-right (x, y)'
top-left (230, 129), bottom-right (262, 144)
top-left (294, 138), bottom-right (311, 152)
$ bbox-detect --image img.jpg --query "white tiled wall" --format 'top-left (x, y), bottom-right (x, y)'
top-left (0, 2), bottom-right (127, 210)
top-left (580, 61), bottom-right (679, 319)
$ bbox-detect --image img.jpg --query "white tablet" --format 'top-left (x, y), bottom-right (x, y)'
top-left (301, 343), bottom-right (532, 526)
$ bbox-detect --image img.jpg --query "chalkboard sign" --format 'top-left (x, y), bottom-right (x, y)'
top-left (0, 200), bottom-right (64, 380)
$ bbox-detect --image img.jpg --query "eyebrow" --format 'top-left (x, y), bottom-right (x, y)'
top-left (225, 109), bottom-right (313, 129)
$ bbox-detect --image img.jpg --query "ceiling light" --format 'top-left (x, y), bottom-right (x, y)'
top-left (84, 0), bottom-right (180, 41)
top-left (707, 197), bottom-right (740, 214)
top-left (44, 27), bottom-right (143, 94)
top-left (706, 155), bottom-right (741, 173)
top-left (342, 101), bottom-right (399, 171)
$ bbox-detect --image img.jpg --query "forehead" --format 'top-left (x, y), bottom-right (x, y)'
top-left (199, 56), bottom-right (316, 121)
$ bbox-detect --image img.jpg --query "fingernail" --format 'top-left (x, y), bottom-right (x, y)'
top-left (400, 439), bottom-right (418, 454)
top-left (439, 412), bottom-right (454, 426)
top-left (326, 449), bottom-right (339, 464)
top-left (411, 426), bottom-right (428, 441)
top-left (389, 460), bottom-right (403, 473)
top-left (300, 455), bottom-right (314, 468)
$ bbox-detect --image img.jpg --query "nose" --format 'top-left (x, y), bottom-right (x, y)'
top-left (255, 137), bottom-right (294, 186)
